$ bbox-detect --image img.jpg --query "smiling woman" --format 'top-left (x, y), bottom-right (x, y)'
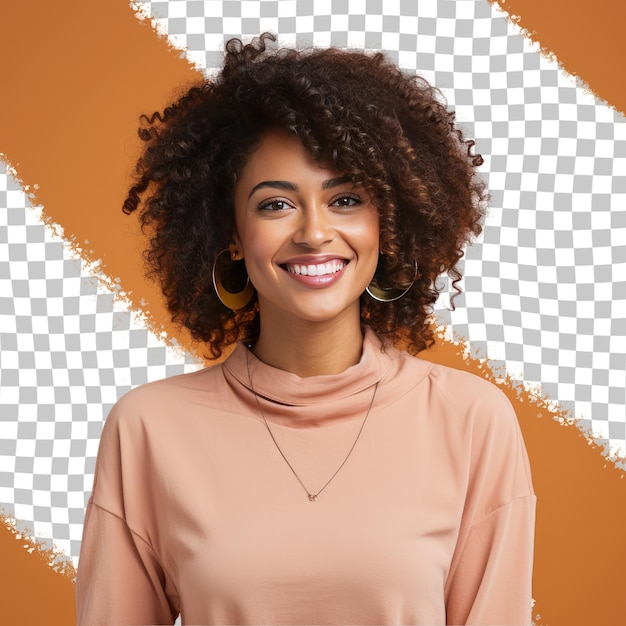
top-left (232, 130), bottom-right (380, 375)
top-left (76, 33), bottom-right (536, 625)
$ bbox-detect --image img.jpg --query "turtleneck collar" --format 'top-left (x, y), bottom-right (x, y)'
top-left (223, 327), bottom-right (393, 408)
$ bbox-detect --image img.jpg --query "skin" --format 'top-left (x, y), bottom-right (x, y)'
top-left (232, 130), bottom-right (380, 377)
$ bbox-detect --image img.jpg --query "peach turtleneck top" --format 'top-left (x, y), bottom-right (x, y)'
top-left (76, 329), bottom-right (536, 625)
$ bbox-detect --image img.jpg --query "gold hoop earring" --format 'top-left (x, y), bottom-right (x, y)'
top-left (212, 249), bottom-right (255, 310)
top-left (366, 259), bottom-right (418, 302)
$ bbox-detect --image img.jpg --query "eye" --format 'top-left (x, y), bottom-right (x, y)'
top-left (330, 194), bottom-right (362, 208)
top-left (258, 198), bottom-right (293, 212)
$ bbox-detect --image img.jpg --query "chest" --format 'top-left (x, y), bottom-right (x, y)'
top-left (145, 405), bottom-right (471, 623)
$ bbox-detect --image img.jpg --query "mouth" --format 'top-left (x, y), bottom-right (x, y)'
top-left (282, 260), bottom-right (348, 277)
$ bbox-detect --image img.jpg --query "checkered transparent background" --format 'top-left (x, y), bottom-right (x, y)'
top-left (1, 0), bottom-right (625, 566)
top-left (0, 167), bottom-right (202, 561)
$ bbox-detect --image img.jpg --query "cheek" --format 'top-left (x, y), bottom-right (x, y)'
top-left (239, 229), bottom-right (280, 281)
top-left (358, 213), bottom-right (380, 256)
top-left (235, 220), bottom-right (265, 258)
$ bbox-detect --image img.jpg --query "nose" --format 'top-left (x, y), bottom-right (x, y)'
top-left (293, 204), bottom-right (334, 248)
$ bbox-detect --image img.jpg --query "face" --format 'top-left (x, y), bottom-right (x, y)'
top-left (232, 130), bottom-right (380, 328)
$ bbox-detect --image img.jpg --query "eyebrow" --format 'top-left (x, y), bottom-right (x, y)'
top-left (247, 176), bottom-right (353, 199)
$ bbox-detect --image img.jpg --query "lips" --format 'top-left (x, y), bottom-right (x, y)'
top-left (283, 260), bottom-right (347, 277)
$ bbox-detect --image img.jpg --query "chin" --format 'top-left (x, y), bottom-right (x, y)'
top-left (292, 303), bottom-right (360, 325)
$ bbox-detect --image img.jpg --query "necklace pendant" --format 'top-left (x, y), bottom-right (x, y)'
top-left (247, 350), bottom-right (379, 506)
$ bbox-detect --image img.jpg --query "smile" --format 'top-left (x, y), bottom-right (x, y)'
top-left (283, 260), bottom-right (347, 277)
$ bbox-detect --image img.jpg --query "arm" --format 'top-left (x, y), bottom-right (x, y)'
top-left (75, 392), bottom-right (180, 626)
top-left (438, 369), bottom-right (536, 625)
top-left (76, 498), bottom-right (179, 626)
top-left (445, 494), bottom-right (536, 625)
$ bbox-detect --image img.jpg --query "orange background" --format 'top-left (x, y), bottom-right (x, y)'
top-left (0, 0), bottom-right (625, 623)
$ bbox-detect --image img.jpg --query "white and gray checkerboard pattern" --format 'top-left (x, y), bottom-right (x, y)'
top-left (1, 0), bottom-right (625, 565)
top-left (0, 165), bottom-right (203, 562)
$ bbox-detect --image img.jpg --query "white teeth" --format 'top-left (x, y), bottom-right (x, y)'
top-left (285, 261), bottom-right (346, 276)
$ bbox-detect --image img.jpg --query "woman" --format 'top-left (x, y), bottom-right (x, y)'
top-left (76, 34), bottom-right (535, 625)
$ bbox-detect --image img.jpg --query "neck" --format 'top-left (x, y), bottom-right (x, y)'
top-left (252, 312), bottom-right (365, 378)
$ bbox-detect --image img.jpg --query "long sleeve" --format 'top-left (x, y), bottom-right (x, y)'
top-left (75, 391), bottom-right (181, 626)
top-left (76, 498), bottom-right (178, 625)
top-left (440, 364), bottom-right (536, 626)
top-left (444, 495), bottom-right (536, 625)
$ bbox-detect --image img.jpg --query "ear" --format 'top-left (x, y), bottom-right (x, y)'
top-left (229, 232), bottom-right (244, 261)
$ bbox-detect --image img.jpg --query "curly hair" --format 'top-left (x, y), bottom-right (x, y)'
top-left (123, 33), bottom-right (487, 359)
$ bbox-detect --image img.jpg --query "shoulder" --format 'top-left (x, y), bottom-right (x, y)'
top-left (92, 364), bottom-right (228, 501)
top-left (389, 346), bottom-right (513, 419)
top-left (425, 361), bottom-right (534, 504)
top-left (383, 346), bottom-right (534, 511)
top-left (427, 360), bottom-right (515, 417)
top-left (102, 363), bottom-right (225, 436)
top-left (396, 350), bottom-right (525, 459)
top-left (428, 361), bottom-right (523, 451)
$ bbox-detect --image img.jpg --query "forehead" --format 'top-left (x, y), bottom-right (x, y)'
top-left (236, 130), bottom-right (337, 188)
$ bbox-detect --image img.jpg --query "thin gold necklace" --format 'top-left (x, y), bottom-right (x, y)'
top-left (245, 348), bottom-right (378, 502)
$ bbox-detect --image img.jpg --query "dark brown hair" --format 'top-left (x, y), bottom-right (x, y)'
top-left (123, 33), bottom-right (487, 358)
